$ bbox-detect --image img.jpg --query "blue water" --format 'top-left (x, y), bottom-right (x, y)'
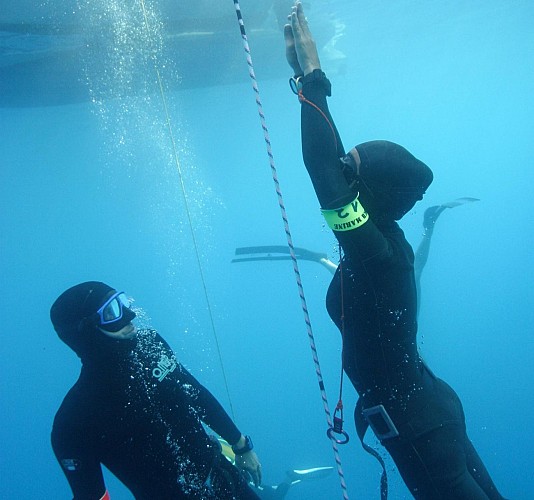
top-left (1, 1), bottom-right (533, 498)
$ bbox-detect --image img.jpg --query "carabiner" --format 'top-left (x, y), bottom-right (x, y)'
top-left (289, 76), bottom-right (302, 95)
top-left (326, 404), bottom-right (349, 444)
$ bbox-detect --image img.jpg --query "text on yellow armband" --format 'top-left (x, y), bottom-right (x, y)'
top-left (321, 196), bottom-right (369, 232)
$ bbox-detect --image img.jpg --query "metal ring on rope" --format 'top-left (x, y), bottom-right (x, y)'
top-left (327, 427), bottom-right (350, 445)
top-left (327, 408), bottom-right (350, 445)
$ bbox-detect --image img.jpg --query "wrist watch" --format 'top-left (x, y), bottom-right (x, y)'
top-left (232, 435), bottom-right (254, 455)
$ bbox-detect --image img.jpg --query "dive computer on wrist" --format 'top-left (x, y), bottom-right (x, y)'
top-left (232, 435), bottom-right (254, 455)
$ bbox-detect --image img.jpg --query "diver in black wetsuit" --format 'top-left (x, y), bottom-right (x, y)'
top-left (284, 3), bottom-right (506, 499)
top-left (50, 281), bottom-right (262, 500)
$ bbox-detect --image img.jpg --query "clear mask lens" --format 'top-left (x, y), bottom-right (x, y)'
top-left (98, 292), bottom-right (130, 325)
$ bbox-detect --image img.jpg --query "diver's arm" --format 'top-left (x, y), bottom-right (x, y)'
top-left (52, 425), bottom-right (108, 500)
top-left (155, 332), bottom-right (252, 457)
top-left (150, 331), bottom-right (241, 441)
top-left (175, 367), bottom-right (262, 485)
top-left (196, 384), bottom-right (262, 487)
top-left (414, 225), bottom-right (433, 303)
top-left (414, 230), bottom-right (434, 316)
top-left (173, 363), bottom-right (242, 443)
top-left (287, 3), bottom-right (391, 262)
top-left (58, 462), bottom-right (109, 500)
top-left (415, 206), bottom-right (445, 279)
top-left (416, 199), bottom-right (480, 314)
top-left (297, 73), bottom-right (393, 263)
top-left (300, 80), bottom-right (351, 209)
top-left (414, 204), bottom-right (447, 313)
top-left (286, 3), bottom-right (349, 210)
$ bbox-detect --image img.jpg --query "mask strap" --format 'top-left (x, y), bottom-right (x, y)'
top-left (348, 147), bottom-right (361, 176)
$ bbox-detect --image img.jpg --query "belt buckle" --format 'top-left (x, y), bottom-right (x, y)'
top-left (362, 404), bottom-right (400, 440)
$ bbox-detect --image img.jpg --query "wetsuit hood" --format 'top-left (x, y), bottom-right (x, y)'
top-left (344, 141), bottom-right (433, 221)
top-left (50, 281), bottom-right (137, 362)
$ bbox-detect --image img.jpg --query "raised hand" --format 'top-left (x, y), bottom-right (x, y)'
top-left (286, 2), bottom-right (321, 76)
top-left (284, 23), bottom-right (303, 76)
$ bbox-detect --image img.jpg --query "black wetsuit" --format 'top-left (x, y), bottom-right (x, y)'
top-left (299, 77), bottom-right (504, 499)
top-left (52, 329), bottom-right (259, 500)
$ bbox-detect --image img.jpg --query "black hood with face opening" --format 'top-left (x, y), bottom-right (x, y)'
top-left (343, 140), bottom-right (433, 221)
top-left (50, 281), bottom-right (136, 362)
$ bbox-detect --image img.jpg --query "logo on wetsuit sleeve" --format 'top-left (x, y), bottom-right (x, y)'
top-left (152, 354), bottom-right (177, 382)
top-left (321, 196), bottom-right (369, 232)
top-left (60, 458), bottom-right (81, 471)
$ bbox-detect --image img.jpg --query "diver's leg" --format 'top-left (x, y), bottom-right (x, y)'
top-left (386, 425), bottom-right (493, 499)
top-left (464, 437), bottom-right (507, 500)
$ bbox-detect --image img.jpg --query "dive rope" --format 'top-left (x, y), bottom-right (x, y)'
top-left (138, 0), bottom-right (236, 420)
top-left (232, 2), bottom-right (349, 498)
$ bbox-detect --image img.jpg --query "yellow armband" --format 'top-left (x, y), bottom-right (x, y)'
top-left (321, 196), bottom-right (369, 232)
